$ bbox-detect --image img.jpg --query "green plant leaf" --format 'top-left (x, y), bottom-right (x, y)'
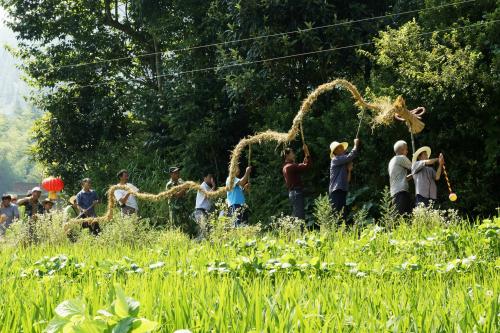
top-left (61, 325), bottom-right (76, 333)
top-left (45, 316), bottom-right (70, 333)
top-left (54, 300), bottom-right (85, 318)
top-left (96, 309), bottom-right (115, 318)
top-left (112, 317), bottom-right (134, 333)
top-left (113, 285), bottom-right (130, 318)
top-left (126, 298), bottom-right (140, 317)
top-left (309, 257), bottom-right (320, 269)
top-left (131, 318), bottom-right (159, 333)
top-left (73, 320), bottom-right (108, 333)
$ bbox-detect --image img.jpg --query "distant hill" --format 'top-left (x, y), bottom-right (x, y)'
top-left (0, 9), bottom-right (31, 115)
top-left (0, 9), bottom-right (41, 192)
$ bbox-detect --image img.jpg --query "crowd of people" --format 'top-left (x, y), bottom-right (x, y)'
top-left (283, 138), bottom-right (444, 223)
top-left (0, 138), bottom-right (445, 238)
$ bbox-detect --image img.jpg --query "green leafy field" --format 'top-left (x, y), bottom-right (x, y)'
top-left (0, 211), bottom-right (498, 332)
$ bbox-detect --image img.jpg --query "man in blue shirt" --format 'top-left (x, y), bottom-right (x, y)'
top-left (329, 138), bottom-right (360, 221)
top-left (226, 166), bottom-right (251, 226)
top-left (76, 178), bottom-right (100, 235)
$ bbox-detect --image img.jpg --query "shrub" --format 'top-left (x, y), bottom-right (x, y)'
top-left (313, 193), bottom-right (341, 232)
top-left (378, 186), bottom-right (398, 229)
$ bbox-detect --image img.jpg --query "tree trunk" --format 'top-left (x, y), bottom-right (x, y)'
top-left (153, 37), bottom-right (162, 92)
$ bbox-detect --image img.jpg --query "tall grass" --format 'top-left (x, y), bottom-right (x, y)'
top-left (0, 209), bottom-right (498, 332)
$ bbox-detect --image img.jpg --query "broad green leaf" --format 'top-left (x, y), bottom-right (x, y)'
top-left (131, 318), bottom-right (159, 333)
top-left (45, 316), bottom-right (70, 333)
top-left (96, 309), bottom-right (115, 318)
top-left (113, 285), bottom-right (130, 318)
top-left (69, 315), bottom-right (85, 323)
top-left (73, 320), bottom-right (108, 333)
top-left (309, 257), bottom-right (320, 268)
top-left (55, 300), bottom-right (85, 318)
top-left (126, 298), bottom-right (140, 317)
top-left (112, 317), bottom-right (134, 333)
top-left (62, 324), bottom-right (76, 333)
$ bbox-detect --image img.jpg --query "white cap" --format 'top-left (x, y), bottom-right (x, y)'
top-left (31, 186), bottom-right (42, 193)
top-left (393, 140), bottom-right (407, 153)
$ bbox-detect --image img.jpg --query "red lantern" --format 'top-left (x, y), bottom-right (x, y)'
top-left (41, 177), bottom-right (65, 200)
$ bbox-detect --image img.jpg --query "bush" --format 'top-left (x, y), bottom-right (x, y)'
top-left (313, 193), bottom-right (342, 232)
top-left (269, 213), bottom-right (305, 237)
top-left (378, 186), bottom-right (399, 229)
top-left (3, 213), bottom-right (69, 247)
top-left (90, 215), bottom-right (159, 248)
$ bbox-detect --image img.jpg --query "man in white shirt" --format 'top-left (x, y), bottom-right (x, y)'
top-left (388, 140), bottom-right (413, 215)
top-left (194, 173), bottom-right (216, 224)
top-left (114, 169), bottom-right (139, 215)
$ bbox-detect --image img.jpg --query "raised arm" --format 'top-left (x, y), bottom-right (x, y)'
top-left (16, 197), bottom-right (30, 206)
top-left (298, 144), bottom-right (312, 169)
top-left (435, 153), bottom-right (444, 181)
top-left (331, 139), bottom-right (360, 166)
top-left (424, 158), bottom-right (439, 165)
top-left (289, 144), bottom-right (312, 172)
top-left (237, 167), bottom-right (252, 187)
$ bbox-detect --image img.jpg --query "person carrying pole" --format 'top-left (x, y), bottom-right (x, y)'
top-left (76, 178), bottom-right (101, 235)
top-left (114, 169), bottom-right (139, 216)
top-left (194, 172), bottom-right (216, 238)
top-left (329, 138), bottom-right (361, 222)
top-left (166, 166), bottom-right (189, 226)
top-left (411, 146), bottom-right (444, 207)
top-left (388, 140), bottom-right (413, 215)
top-left (226, 166), bottom-right (251, 227)
top-left (282, 144), bottom-right (311, 220)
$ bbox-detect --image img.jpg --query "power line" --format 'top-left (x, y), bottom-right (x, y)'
top-left (35, 0), bottom-right (476, 72)
top-left (1, 18), bottom-right (497, 100)
top-left (70, 19), bottom-right (498, 90)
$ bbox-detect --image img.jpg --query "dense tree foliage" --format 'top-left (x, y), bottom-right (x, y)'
top-left (1, 0), bottom-right (498, 220)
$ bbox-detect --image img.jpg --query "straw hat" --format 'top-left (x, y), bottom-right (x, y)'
top-left (42, 198), bottom-right (55, 205)
top-left (412, 146), bottom-right (431, 164)
top-left (69, 195), bottom-right (77, 205)
top-left (329, 141), bottom-right (348, 159)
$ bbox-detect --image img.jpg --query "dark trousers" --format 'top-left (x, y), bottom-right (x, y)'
top-left (416, 194), bottom-right (436, 207)
top-left (393, 191), bottom-right (412, 215)
top-left (329, 190), bottom-right (348, 221)
top-left (228, 204), bottom-right (248, 227)
top-left (289, 189), bottom-right (305, 220)
top-left (81, 222), bottom-right (101, 236)
top-left (121, 206), bottom-right (137, 216)
top-left (80, 213), bottom-right (101, 236)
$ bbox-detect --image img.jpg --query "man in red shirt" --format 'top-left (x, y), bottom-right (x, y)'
top-left (282, 144), bottom-right (311, 220)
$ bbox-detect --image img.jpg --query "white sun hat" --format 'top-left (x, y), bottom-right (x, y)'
top-left (329, 141), bottom-right (348, 159)
top-left (412, 146), bottom-right (431, 164)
